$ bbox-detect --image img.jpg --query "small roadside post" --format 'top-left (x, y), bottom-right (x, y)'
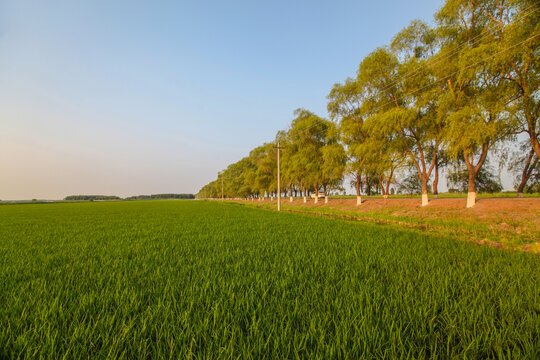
top-left (218, 171), bottom-right (224, 202)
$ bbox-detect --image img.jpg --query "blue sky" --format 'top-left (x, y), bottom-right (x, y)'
top-left (0, 0), bottom-right (452, 199)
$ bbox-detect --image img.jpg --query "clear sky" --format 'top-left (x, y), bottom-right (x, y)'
top-left (0, 0), bottom-right (466, 200)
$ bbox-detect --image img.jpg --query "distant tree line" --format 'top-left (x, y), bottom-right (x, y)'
top-left (124, 194), bottom-right (195, 200)
top-left (64, 195), bottom-right (121, 201)
top-left (64, 194), bottom-right (195, 201)
top-left (198, 0), bottom-right (539, 207)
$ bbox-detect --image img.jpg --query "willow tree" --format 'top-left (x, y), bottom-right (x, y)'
top-left (321, 122), bottom-right (346, 202)
top-left (233, 157), bottom-right (256, 199)
top-left (276, 130), bottom-right (293, 200)
top-left (356, 48), bottom-right (422, 202)
top-left (199, 179), bottom-right (220, 199)
top-left (483, 0), bottom-right (540, 158)
top-left (362, 119), bottom-right (406, 198)
top-left (288, 109), bottom-right (330, 203)
top-left (218, 159), bottom-right (241, 198)
top-left (243, 154), bottom-right (259, 199)
top-left (436, 0), bottom-right (512, 207)
top-left (386, 21), bottom-right (444, 206)
top-left (354, 40), bottom-right (442, 206)
top-left (248, 144), bottom-right (276, 199)
top-left (328, 78), bottom-right (369, 205)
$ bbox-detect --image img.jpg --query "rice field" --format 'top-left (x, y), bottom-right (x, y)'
top-left (0, 201), bottom-right (538, 358)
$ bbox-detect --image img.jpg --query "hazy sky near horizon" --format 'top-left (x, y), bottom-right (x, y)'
top-left (1, 0), bottom-right (462, 200)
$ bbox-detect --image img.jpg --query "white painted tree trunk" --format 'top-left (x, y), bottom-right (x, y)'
top-left (383, 194), bottom-right (388, 200)
top-left (324, 196), bottom-right (328, 204)
top-left (271, 196), bottom-right (273, 201)
top-left (289, 196), bottom-right (293, 202)
top-left (421, 193), bottom-right (429, 207)
top-left (303, 196), bottom-right (307, 203)
top-left (466, 192), bottom-right (476, 208)
top-left (356, 195), bottom-right (361, 206)
top-left (314, 196), bottom-right (318, 204)
top-left (517, 192), bottom-right (523, 198)
top-left (433, 194), bottom-right (438, 199)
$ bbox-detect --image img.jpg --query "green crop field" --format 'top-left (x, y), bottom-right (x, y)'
top-left (0, 201), bottom-right (538, 359)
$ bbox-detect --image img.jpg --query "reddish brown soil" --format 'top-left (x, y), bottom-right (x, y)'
top-left (250, 196), bottom-right (539, 214)
top-left (237, 197), bottom-right (540, 252)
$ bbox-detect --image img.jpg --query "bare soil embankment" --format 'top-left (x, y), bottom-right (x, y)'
top-left (235, 197), bottom-right (540, 252)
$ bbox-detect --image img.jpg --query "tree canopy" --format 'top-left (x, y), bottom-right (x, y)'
top-left (198, 0), bottom-right (540, 207)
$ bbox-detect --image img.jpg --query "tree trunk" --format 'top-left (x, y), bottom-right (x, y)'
top-left (303, 188), bottom-right (307, 203)
top-left (464, 145), bottom-right (489, 208)
top-left (355, 175), bottom-right (362, 206)
top-left (517, 181), bottom-right (526, 198)
top-left (530, 130), bottom-right (540, 159)
top-left (433, 162), bottom-right (439, 199)
top-left (379, 178), bottom-right (388, 199)
top-left (314, 183), bottom-right (319, 204)
top-left (421, 176), bottom-right (429, 207)
top-left (467, 172), bottom-right (477, 208)
top-left (517, 149), bottom-right (536, 198)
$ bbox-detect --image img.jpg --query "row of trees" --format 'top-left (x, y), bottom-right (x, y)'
top-left (198, 0), bottom-right (539, 207)
top-left (64, 194), bottom-right (195, 201)
top-left (124, 194), bottom-right (195, 200)
top-left (64, 195), bottom-right (122, 201)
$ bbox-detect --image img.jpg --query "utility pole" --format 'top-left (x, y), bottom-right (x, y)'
top-left (274, 140), bottom-right (285, 211)
top-left (221, 172), bottom-right (224, 201)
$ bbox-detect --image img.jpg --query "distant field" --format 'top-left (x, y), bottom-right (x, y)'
top-left (0, 201), bottom-right (538, 358)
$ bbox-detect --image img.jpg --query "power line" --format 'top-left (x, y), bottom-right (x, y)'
top-left (294, 29), bottom-right (540, 142)
top-left (372, 3), bottom-right (539, 101)
top-left (289, 4), bottom-right (539, 139)
top-left (266, 6), bottom-right (539, 145)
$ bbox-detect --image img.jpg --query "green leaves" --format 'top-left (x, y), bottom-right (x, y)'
top-left (198, 0), bottom-right (540, 204)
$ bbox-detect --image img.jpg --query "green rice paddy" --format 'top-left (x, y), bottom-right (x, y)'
top-left (0, 201), bottom-right (538, 358)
